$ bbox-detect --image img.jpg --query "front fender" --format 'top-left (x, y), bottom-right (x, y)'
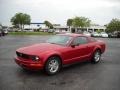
top-left (40, 50), bottom-right (63, 65)
top-left (92, 45), bottom-right (102, 55)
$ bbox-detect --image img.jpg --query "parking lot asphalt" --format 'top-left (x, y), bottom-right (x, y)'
top-left (0, 35), bottom-right (120, 90)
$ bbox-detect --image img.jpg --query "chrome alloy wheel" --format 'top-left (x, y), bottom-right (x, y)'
top-left (48, 59), bottom-right (59, 73)
top-left (94, 51), bottom-right (101, 62)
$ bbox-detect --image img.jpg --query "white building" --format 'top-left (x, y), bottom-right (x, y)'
top-left (24, 23), bottom-right (48, 31)
top-left (87, 25), bottom-right (106, 32)
top-left (53, 25), bottom-right (106, 33)
top-left (24, 22), bottom-right (106, 33)
top-left (54, 25), bottom-right (68, 32)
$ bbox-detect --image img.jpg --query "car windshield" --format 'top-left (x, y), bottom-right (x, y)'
top-left (46, 35), bottom-right (72, 45)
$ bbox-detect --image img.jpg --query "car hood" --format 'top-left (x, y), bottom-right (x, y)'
top-left (101, 34), bottom-right (108, 35)
top-left (17, 43), bottom-right (65, 55)
top-left (94, 33), bottom-right (99, 35)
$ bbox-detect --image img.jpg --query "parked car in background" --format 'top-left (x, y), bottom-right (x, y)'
top-left (0, 25), bottom-right (2, 36)
top-left (76, 30), bottom-right (83, 34)
top-left (2, 26), bottom-right (9, 35)
top-left (0, 26), bottom-right (9, 36)
top-left (0, 30), bottom-right (5, 36)
top-left (117, 31), bottom-right (120, 38)
top-left (4, 30), bottom-right (8, 35)
top-left (83, 31), bottom-right (91, 37)
top-left (54, 30), bottom-right (70, 34)
top-left (15, 34), bottom-right (106, 75)
top-left (108, 33), bottom-right (117, 38)
top-left (108, 31), bottom-right (120, 38)
top-left (54, 30), bottom-right (60, 34)
top-left (48, 29), bottom-right (54, 33)
top-left (100, 32), bottom-right (108, 38)
top-left (0, 30), bottom-right (2, 36)
top-left (91, 32), bottom-right (100, 37)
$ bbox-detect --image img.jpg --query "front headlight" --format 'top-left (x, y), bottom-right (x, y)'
top-left (31, 56), bottom-right (40, 61)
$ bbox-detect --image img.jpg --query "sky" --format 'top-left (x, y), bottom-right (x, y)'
top-left (0, 0), bottom-right (120, 26)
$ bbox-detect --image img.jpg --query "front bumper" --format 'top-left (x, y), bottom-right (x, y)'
top-left (15, 57), bottom-right (44, 70)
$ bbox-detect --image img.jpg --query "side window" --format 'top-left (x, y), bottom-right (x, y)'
top-left (73, 37), bottom-right (88, 45)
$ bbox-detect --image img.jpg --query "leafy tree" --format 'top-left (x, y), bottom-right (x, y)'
top-left (11, 13), bottom-right (31, 30)
top-left (44, 21), bottom-right (53, 29)
top-left (67, 19), bottom-right (73, 31)
top-left (106, 18), bottom-right (120, 32)
top-left (67, 19), bottom-right (73, 26)
top-left (72, 16), bottom-right (91, 28)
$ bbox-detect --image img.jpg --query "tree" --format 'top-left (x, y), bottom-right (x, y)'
top-left (67, 19), bottom-right (73, 26)
top-left (106, 18), bottom-right (120, 32)
top-left (44, 21), bottom-right (53, 29)
top-left (72, 16), bottom-right (91, 28)
top-left (67, 19), bottom-right (73, 31)
top-left (11, 13), bottom-right (31, 30)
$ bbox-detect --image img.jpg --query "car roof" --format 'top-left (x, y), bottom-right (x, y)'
top-left (57, 33), bottom-right (86, 37)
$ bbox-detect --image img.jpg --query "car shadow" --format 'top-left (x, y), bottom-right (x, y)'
top-left (60, 61), bottom-right (92, 72)
top-left (16, 61), bottom-right (94, 77)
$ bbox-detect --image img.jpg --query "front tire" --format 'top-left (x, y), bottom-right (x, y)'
top-left (92, 50), bottom-right (101, 63)
top-left (45, 56), bottom-right (61, 75)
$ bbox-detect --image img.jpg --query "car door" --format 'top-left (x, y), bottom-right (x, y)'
top-left (63, 36), bottom-right (90, 64)
top-left (72, 36), bottom-right (90, 60)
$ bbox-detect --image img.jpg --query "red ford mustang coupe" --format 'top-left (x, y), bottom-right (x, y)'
top-left (15, 34), bottom-right (105, 75)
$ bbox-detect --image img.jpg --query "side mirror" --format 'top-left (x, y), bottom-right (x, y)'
top-left (70, 43), bottom-right (79, 47)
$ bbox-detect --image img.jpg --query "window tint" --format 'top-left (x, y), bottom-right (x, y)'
top-left (73, 37), bottom-right (88, 45)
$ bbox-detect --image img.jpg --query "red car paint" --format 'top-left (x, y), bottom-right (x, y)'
top-left (15, 34), bottom-right (105, 70)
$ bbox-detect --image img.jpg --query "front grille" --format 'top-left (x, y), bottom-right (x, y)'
top-left (16, 51), bottom-right (30, 59)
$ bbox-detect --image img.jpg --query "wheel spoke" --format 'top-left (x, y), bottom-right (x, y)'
top-left (94, 52), bottom-right (101, 62)
top-left (48, 59), bottom-right (59, 73)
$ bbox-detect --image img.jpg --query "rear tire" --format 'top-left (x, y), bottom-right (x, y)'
top-left (44, 56), bottom-right (61, 75)
top-left (91, 50), bottom-right (101, 63)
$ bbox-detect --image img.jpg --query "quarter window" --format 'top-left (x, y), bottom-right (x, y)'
top-left (89, 37), bottom-right (96, 42)
top-left (73, 37), bottom-right (88, 45)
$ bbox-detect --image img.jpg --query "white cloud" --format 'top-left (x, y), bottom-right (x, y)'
top-left (0, 0), bottom-right (120, 26)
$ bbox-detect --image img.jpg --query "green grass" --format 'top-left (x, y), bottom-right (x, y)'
top-left (9, 32), bottom-right (54, 35)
